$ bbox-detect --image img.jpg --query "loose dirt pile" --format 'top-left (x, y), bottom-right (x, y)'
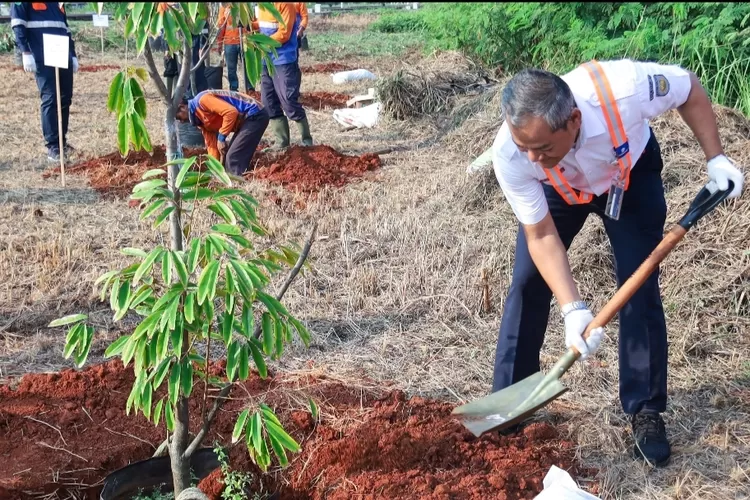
top-left (79, 65), bottom-right (121, 73)
top-left (42, 145), bottom-right (206, 199)
top-left (245, 90), bottom-right (350, 110)
top-left (301, 62), bottom-right (355, 74)
top-left (249, 145), bottom-right (382, 194)
top-left (0, 360), bottom-right (590, 500)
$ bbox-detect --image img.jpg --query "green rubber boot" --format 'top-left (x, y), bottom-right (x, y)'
top-left (267, 116), bottom-right (290, 151)
top-left (294, 117), bottom-right (314, 146)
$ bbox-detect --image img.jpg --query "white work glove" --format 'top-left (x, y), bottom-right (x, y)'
top-left (71, 57), bottom-right (79, 73)
top-left (707, 154), bottom-right (743, 199)
top-left (22, 53), bottom-right (37, 73)
top-left (564, 308), bottom-right (604, 360)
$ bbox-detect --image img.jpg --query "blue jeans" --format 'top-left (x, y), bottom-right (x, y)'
top-left (225, 44), bottom-right (253, 92)
top-left (492, 130), bottom-right (669, 415)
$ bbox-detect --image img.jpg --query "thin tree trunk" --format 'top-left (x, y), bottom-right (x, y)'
top-left (167, 37), bottom-right (194, 499)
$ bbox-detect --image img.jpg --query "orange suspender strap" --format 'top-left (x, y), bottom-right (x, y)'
top-left (582, 60), bottom-right (633, 190)
top-left (544, 60), bottom-right (633, 205)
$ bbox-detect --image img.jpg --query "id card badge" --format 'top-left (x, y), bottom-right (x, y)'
top-left (605, 171), bottom-right (626, 220)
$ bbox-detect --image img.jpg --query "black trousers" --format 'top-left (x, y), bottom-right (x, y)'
top-left (492, 130), bottom-right (669, 415)
top-left (260, 62), bottom-right (306, 122)
top-left (225, 108), bottom-right (270, 176)
top-left (35, 64), bottom-right (73, 151)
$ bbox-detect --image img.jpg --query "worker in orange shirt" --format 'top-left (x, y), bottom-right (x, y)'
top-left (175, 90), bottom-right (269, 176)
top-left (296, 3), bottom-right (309, 55)
top-left (217, 3), bottom-right (253, 92)
top-left (253, 2), bottom-right (313, 149)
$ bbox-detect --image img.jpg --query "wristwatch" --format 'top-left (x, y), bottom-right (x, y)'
top-left (560, 301), bottom-right (588, 318)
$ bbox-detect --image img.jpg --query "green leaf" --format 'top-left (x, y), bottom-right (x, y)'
top-left (197, 260), bottom-right (221, 305)
top-left (134, 247), bottom-right (164, 284)
top-left (117, 114), bottom-right (129, 156)
top-left (175, 156), bottom-right (197, 188)
top-left (171, 251), bottom-right (189, 286)
top-left (257, 291), bottom-right (288, 317)
top-left (205, 154), bottom-right (232, 185)
top-left (181, 360), bottom-right (193, 398)
top-left (172, 9), bottom-right (193, 48)
top-left (107, 71), bottom-right (125, 113)
top-left (109, 277), bottom-right (121, 312)
top-left (229, 199), bottom-right (253, 229)
top-left (49, 314), bottom-right (88, 328)
top-left (241, 303), bottom-right (254, 338)
top-left (63, 323), bottom-right (82, 359)
top-left (229, 260), bottom-right (254, 301)
top-left (222, 312), bottom-right (234, 345)
top-left (211, 222), bottom-right (240, 236)
top-left (251, 412), bottom-right (263, 455)
top-left (238, 344), bottom-right (250, 380)
top-left (184, 292), bottom-right (196, 324)
top-left (265, 418), bottom-right (301, 452)
top-left (267, 431), bottom-right (289, 467)
top-left (182, 187), bottom-right (216, 201)
top-left (208, 202), bottom-right (237, 225)
top-left (134, 179), bottom-right (166, 193)
top-left (142, 383), bottom-right (153, 419)
top-left (187, 238), bottom-right (202, 273)
top-left (156, 325), bottom-right (170, 360)
top-left (289, 317), bottom-right (311, 347)
top-left (117, 279), bottom-right (132, 312)
top-left (121, 336), bottom-right (138, 367)
top-left (261, 312), bottom-right (274, 355)
top-left (169, 362), bottom-right (181, 406)
top-left (170, 326), bottom-right (183, 356)
top-left (135, 67), bottom-right (149, 82)
top-left (226, 341), bottom-right (240, 381)
top-left (131, 112), bottom-right (153, 153)
top-left (142, 169), bottom-right (166, 180)
top-left (104, 335), bottom-right (130, 358)
top-left (165, 401), bottom-right (175, 431)
top-left (163, 9), bottom-right (180, 51)
top-left (275, 320), bottom-right (284, 357)
top-left (130, 77), bottom-right (147, 119)
top-left (233, 408), bottom-right (250, 443)
top-left (154, 206), bottom-right (176, 229)
top-left (309, 398), bottom-right (319, 421)
top-left (248, 339), bottom-right (267, 378)
top-left (154, 399), bottom-right (164, 426)
top-left (152, 356), bottom-right (172, 390)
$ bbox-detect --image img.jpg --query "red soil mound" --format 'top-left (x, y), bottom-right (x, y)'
top-left (42, 145), bottom-right (207, 200)
top-left (78, 65), bottom-right (121, 73)
top-left (301, 62), bottom-right (355, 74)
top-left (0, 361), bottom-right (592, 500)
top-left (248, 145), bottom-right (382, 194)
top-left (245, 90), bottom-right (350, 109)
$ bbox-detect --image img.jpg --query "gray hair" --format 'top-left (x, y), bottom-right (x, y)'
top-left (501, 68), bottom-right (576, 132)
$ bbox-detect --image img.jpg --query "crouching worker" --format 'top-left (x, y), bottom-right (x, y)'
top-left (176, 90), bottom-right (269, 176)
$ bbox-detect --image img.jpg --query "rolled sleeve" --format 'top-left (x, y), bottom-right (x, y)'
top-left (634, 61), bottom-right (692, 121)
top-left (492, 126), bottom-right (549, 226)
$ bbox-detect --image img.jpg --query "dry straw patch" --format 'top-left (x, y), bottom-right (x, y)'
top-left (1, 19), bottom-right (749, 499)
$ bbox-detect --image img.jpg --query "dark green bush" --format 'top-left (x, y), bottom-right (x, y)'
top-left (370, 3), bottom-right (750, 115)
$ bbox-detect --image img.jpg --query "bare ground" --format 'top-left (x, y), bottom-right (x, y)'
top-left (2, 14), bottom-right (750, 500)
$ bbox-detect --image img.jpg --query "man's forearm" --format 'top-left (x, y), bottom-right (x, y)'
top-left (677, 71), bottom-right (724, 161)
top-left (524, 223), bottom-right (581, 306)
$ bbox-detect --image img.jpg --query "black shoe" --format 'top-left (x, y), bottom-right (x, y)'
top-left (47, 148), bottom-right (60, 162)
top-left (631, 412), bottom-right (671, 466)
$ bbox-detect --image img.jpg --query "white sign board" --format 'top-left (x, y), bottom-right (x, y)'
top-left (314, 4), bottom-right (321, 13)
top-left (92, 14), bottom-right (109, 28)
top-left (413, 2), bottom-right (420, 9)
top-left (43, 33), bottom-right (70, 69)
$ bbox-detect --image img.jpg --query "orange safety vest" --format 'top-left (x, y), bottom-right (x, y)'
top-left (544, 60), bottom-right (634, 205)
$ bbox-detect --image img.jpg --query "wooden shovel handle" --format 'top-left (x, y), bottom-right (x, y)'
top-left (580, 226), bottom-right (686, 342)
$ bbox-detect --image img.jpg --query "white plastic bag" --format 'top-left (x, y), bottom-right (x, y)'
top-left (332, 102), bottom-right (381, 129)
top-left (466, 147), bottom-right (494, 174)
top-left (534, 466), bottom-right (601, 500)
top-left (332, 69), bottom-right (377, 84)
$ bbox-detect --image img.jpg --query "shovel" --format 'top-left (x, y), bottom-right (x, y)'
top-left (453, 180), bottom-right (736, 437)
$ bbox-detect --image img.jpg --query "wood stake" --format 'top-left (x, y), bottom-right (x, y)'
top-left (55, 66), bottom-right (65, 187)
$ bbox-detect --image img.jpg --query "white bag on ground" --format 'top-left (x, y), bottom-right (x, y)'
top-left (466, 146), bottom-right (494, 174)
top-left (332, 69), bottom-right (377, 84)
top-left (534, 466), bottom-right (602, 500)
top-left (332, 102), bottom-right (381, 129)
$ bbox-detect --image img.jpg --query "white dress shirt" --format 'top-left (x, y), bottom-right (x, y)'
top-left (492, 59), bottom-right (693, 225)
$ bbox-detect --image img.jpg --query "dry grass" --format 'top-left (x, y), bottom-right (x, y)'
top-left (1, 14), bottom-right (750, 498)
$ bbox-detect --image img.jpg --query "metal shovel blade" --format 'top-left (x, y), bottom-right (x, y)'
top-left (452, 350), bottom-right (577, 437)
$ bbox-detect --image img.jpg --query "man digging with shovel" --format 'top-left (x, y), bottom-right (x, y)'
top-left (176, 90), bottom-right (269, 176)
top-left (487, 59), bottom-right (744, 467)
